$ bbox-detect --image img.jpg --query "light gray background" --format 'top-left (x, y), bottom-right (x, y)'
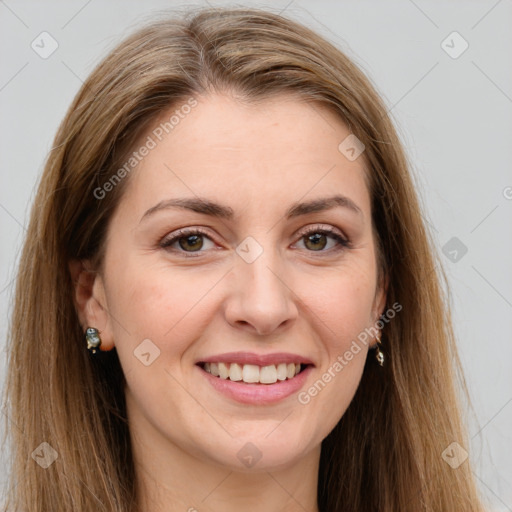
top-left (1, 1), bottom-right (511, 510)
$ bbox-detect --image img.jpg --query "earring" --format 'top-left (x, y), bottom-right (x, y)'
top-left (85, 327), bottom-right (101, 354)
top-left (375, 331), bottom-right (384, 366)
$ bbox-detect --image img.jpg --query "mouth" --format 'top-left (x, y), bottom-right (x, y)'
top-left (197, 361), bottom-right (311, 384)
top-left (194, 352), bottom-right (315, 404)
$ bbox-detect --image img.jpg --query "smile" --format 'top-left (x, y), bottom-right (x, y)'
top-left (201, 362), bottom-right (303, 384)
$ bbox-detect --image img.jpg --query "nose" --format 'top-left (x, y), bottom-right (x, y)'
top-left (223, 246), bottom-right (298, 336)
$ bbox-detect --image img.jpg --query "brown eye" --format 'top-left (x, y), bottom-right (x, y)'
top-left (294, 226), bottom-right (350, 254)
top-left (303, 233), bottom-right (328, 251)
top-left (178, 234), bottom-right (204, 252)
top-left (160, 228), bottom-right (216, 255)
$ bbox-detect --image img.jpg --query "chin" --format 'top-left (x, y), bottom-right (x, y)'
top-left (193, 424), bottom-right (319, 473)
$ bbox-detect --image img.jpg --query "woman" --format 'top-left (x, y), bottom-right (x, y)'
top-left (2, 6), bottom-right (485, 512)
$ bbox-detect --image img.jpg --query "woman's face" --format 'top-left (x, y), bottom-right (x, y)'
top-left (87, 93), bottom-right (386, 472)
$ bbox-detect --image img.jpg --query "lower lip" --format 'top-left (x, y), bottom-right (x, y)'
top-left (197, 365), bottom-right (314, 405)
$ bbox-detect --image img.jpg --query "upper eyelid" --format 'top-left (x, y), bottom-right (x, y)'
top-left (295, 224), bottom-right (346, 238)
top-left (161, 224), bottom-right (348, 249)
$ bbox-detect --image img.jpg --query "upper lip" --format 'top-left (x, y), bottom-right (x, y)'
top-left (197, 352), bottom-right (315, 367)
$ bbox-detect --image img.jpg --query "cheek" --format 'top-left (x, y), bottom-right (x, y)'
top-left (105, 254), bottom-right (226, 356)
top-left (303, 263), bottom-right (377, 349)
top-left (294, 270), bottom-right (373, 437)
top-left (107, 246), bottom-right (378, 367)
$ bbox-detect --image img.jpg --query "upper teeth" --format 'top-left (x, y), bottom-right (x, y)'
top-left (203, 362), bottom-right (301, 384)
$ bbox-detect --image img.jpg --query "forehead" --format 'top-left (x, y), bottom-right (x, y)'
top-left (120, 93), bottom-right (371, 218)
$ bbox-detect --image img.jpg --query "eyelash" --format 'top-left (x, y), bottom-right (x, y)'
top-left (159, 225), bottom-right (351, 258)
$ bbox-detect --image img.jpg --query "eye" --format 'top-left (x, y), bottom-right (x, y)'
top-left (160, 228), bottom-right (216, 255)
top-left (159, 224), bottom-right (351, 258)
top-left (294, 225), bottom-right (350, 253)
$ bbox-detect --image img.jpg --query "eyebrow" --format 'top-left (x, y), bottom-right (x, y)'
top-left (140, 194), bottom-right (362, 223)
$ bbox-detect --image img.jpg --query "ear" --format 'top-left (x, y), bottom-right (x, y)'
top-left (68, 258), bottom-right (115, 351)
top-left (370, 273), bottom-right (389, 348)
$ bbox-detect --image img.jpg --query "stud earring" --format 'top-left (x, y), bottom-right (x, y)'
top-left (85, 327), bottom-right (101, 354)
top-left (375, 331), bottom-right (384, 367)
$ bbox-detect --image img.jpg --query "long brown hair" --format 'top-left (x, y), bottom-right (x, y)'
top-left (2, 7), bottom-right (485, 511)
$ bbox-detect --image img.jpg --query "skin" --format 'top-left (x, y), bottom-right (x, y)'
top-left (71, 92), bottom-right (387, 512)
